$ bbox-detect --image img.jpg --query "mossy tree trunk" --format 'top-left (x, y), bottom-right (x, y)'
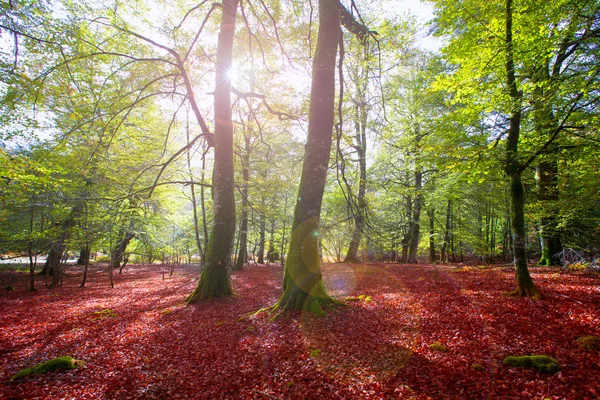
top-left (504, 0), bottom-right (540, 298)
top-left (273, 0), bottom-right (342, 314)
top-left (187, 0), bottom-right (238, 302)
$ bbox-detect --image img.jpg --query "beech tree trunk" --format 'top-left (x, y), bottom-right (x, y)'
top-left (77, 247), bottom-right (89, 265)
top-left (111, 232), bottom-right (135, 275)
top-left (257, 211), bottom-right (266, 264)
top-left (400, 195), bottom-right (412, 263)
top-left (504, 0), bottom-right (540, 298)
top-left (536, 160), bottom-right (562, 265)
top-left (234, 139), bottom-right (250, 271)
top-left (407, 170), bottom-right (422, 264)
top-left (441, 199), bottom-right (451, 263)
top-left (187, 0), bottom-right (238, 302)
top-left (80, 243), bottom-right (89, 287)
top-left (428, 206), bottom-right (436, 263)
top-left (274, 0), bottom-right (342, 314)
top-left (343, 48), bottom-right (368, 263)
top-left (42, 205), bottom-right (82, 288)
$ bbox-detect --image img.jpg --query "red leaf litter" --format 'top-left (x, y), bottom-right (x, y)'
top-left (1, 263), bottom-right (599, 399)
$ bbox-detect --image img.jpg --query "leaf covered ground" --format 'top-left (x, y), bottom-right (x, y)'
top-left (1, 262), bottom-right (599, 399)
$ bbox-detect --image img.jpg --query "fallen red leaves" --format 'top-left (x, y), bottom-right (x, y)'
top-left (1, 263), bottom-right (599, 399)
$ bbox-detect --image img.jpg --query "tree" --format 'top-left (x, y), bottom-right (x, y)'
top-left (187, 0), bottom-right (239, 302)
top-left (273, 0), bottom-right (370, 314)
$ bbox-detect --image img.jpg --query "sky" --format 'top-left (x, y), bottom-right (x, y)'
top-left (380, 0), bottom-right (442, 51)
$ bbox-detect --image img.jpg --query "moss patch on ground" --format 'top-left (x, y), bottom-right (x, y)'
top-left (576, 336), bottom-right (600, 351)
top-left (429, 341), bottom-right (447, 351)
top-left (502, 355), bottom-right (560, 374)
top-left (10, 356), bottom-right (85, 381)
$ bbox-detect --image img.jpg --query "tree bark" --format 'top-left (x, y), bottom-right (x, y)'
top-left (273, 0), bottom-right (341, 314)
top-left (400, 195), bottom-right (412, 263)
top-left (441, 199), bottom-right (451, 263)
top-left (77, 247), bottom-right (89, 265)
top-left (43, 204), bottom-right (82, 288)
top-left (504, 0), bottom-right (540, 298)
top-left (234, 137), bottom-right (250, 271)
top-left (80, 243), bottom-right (89, 287)
top-left (407, 170), bottom-right (422, 264)
top-left (257, 210), bottom-right (266, 264)
top-left (187, 0), bottom-right (238, 302)
top-left (343, 46), bottom-right (368, 263)
top-left (111, 232), bottom-right (135, 275)
top-left (428, 206), bottom-right (436, 263)
top-left (536, 160), bottom-right (562, 265)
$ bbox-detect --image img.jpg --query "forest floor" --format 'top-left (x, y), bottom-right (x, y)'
top-left (1, 262), bottom-right (599, 399)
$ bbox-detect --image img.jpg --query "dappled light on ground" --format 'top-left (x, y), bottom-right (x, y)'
top-left (1, 263), bottom-right (599, 398)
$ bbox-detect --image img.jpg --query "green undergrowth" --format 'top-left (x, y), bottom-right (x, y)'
top-left (10, 356), bottom-right (85, 381)
top-left (576, 336), bottom-right (600, 351)
top-left (502, 355), bottom-right (560, 373)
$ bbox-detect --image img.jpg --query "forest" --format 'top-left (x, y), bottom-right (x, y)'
top-left (1, 0), bottom-right (599, 398)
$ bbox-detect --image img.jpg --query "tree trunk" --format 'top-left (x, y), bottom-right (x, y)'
top-left (536, 161), bottom-right (562, 266)
top-left (111, 232), bottom-right (135, 275)
top-left (343, 48), bottom-right (368, 263)
top-left (407, 170), bottom-right (422, 264)
top-left (77, 247), bottom-right (89, 265)
top-left (504, 0), bottom-right (540, 298)
top-left (257, 211), bottom-right (266, 264)
top-left (234, 139), bottom-right (250, 271)
top-left (187, 123), bottom-right (205, 263)
top-left (274, 0), bottom-right (341, 314)
top-left (428, 206), bottom-right (436, 263)
top-left (80, 243), bottom-right (89, 287)
top-left (441, 199), bottom-right (451, 263)
top-left (267, 220), bottom-right (276, 265)
top-left (187, 0), bottom-right (238, 302)
top-left (400, 195), bottom-right (412, 263)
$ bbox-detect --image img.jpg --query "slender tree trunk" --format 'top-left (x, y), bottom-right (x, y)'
top-left (343, 50), bottom-right (368, 263)
top-left (407, 170), bottom-right (422, 264)
top-left (274, 0), bottom-right (341, 314)
top-left (187, 0), bottom-right (238, 302)
top-left (441, 199), bottom-right (452, 263)
top-left (187, 123), bottom-right (205, 263)
top-left (400, 195), bottom-right (412, 263)
top-left (81, 243), bottom-right (89, 287)
top-left (428, 206), bottom-right (436, 263)
top-left (200, 154), bottom-right (209, 263)
top-left (267, 220), bottom-right (276, 264)
top-left (257, 211), bottom-right (266, 264)
top-left (234, 139), bottom-right (250, 271)
top-left (536, 162), bottom-right (562, 265)
top-left (504, 0), bottom-right (540, 298)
